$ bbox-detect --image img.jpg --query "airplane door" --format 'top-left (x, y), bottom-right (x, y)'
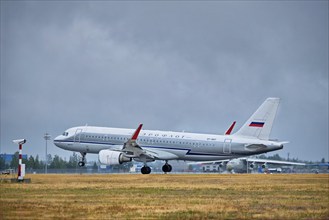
top-left (223, 139), bottom-right (232, 154)
top-left (74, 128), bottom-right (83, 143)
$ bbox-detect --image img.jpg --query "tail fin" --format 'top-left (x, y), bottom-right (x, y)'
top-left (234, 98), bottom-right (280, 140)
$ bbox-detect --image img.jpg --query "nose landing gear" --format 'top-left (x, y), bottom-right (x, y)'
top-left (78, 152), bottom-right (86, 167)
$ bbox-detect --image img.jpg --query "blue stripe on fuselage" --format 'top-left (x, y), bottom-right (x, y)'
top-left (54, 140), bottom-right (238, 157)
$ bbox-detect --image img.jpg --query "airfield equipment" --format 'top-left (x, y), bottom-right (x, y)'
top-left (12, 139), bottom-right (26, 181)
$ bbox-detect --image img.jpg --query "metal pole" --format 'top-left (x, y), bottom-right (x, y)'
top-left (18, 144), bottom-right (22, 179)
top-left (44, 133), bottom-right (51, 174)
top-left (45, 138), bottom-right (47, 174)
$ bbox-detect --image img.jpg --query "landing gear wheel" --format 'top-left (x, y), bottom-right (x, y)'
top-left (141, 166), bottom-right (151, 174)
top-left (162, 164), bottom-right (172, 173)
top-left (78, 152), bottom-right (86, 167)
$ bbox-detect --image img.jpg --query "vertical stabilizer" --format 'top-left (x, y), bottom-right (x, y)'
top-left (235, 98), bottom-right (280, 140)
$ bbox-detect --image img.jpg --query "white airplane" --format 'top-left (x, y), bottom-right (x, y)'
top-left (224, 158), bottom-right (305, 173)
top-left (54, 97), bottom-right (287, 174)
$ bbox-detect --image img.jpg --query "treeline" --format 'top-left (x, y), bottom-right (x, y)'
top-left (256, 153), bottom-right (326, 164)
top-left (0, 152), bottom-right (97, 170)
top-left (0, 152), bottom-right (43, 170)
top-left (2, 152), bottom-right (325, 171)
top-left (256, 153), bottom-right (295, 161)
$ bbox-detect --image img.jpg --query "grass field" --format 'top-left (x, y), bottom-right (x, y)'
top-left (0, 174), bottom-right (328, 219)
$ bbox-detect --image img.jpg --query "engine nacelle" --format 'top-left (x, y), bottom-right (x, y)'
top-left (262, 163), bottom-right (267, 169)
top-left (99, 150), bottom-right (131, 165)
top-left (249, 163), bottom-right (255, 168)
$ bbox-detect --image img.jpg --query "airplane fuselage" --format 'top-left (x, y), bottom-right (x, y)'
top-left (53, 98), bottom-right (286, 174)
top-left (54, 125), bottom-right (283, 161)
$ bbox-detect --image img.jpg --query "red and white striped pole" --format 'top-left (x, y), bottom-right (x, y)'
top-left (13, 139), bottom-right (26, 180)
top-left (18, 143), bottom-right (22, 179)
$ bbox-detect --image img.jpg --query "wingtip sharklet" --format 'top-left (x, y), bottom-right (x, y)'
top-left (225, 121), bottom-right (236, 135)
top-left (131, 124), bottom-right (143, 140)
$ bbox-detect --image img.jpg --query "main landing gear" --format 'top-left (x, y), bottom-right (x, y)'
top-left (78, 152), bottom-right (86, 167)
top-left (162, 162), bottom-right (172, 173)
top-left (140, 161), bottom-right (173, 174)
top-left (141, 166), bottom-right (151, 174)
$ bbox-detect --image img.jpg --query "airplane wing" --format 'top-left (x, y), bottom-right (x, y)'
top-left (188, 157), bottom-right (305, 166)
top-left (188, 159), bottom-right (230, 165)
top-left (246, 158), bottom-right (305, 166)
top-left (142, 148), bottom-right (179, 160)
top-left (307, 163), bottom-right (329, 167)
top-left (121, 124), bottom-right (145, 157)
top-left (121, 124), bottom-right (178, 161)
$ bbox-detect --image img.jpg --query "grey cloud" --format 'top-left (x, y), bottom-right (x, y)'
top-left (1, 1), bottom-right (328, 161)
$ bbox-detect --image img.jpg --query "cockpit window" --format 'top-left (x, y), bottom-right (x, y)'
top-left (62, 132), bottom-right (69, 136)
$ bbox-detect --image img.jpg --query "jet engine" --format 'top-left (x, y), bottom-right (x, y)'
top-left (261, 163), bottom-right (267, 169)
top-left (99, 150), bottom-right (131, 165)
top-left (249, 163), bottom-right (255, 168)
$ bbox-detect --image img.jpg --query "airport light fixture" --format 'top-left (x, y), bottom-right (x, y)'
top-left (44, 133), bottom-right (51, 174)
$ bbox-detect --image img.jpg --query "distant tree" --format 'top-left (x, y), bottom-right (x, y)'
top-left (67, 152), bottom-right (79, 168)
top-left (10, 151), bottom-right (19, 169)
top-left (46, 154), bottom-right (53, 167)
top-left (92, 162), bottom-right (98, 170)
top-left (28, 155), bottom-right (35, 170)
top-left (35, 155), bottom-right (44, 169)
top-left (50, 155), bottom-right (66, 169)
top-left (291, 157), bottom-right (299, 162)
top-left (0, 155), bottom-right (6, 170)
top-left (268, 154), bottom-right (282, 161)
top-left (257, 154), bottom-right (267, 159)
top-left (22, 156), bottom-right (29, 169)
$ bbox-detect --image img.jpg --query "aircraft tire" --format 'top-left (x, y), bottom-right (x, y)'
top-left (162, 164), bottom-right (172, 173)
top-left (168, 164), bottom-right (172, 172)
top-left (141, 166), bottom-right (151, 174)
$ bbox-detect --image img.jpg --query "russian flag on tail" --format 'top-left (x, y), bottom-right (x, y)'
top-left (249, 122), bottom-right (265, 127)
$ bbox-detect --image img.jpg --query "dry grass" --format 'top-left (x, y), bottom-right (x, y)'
top-left (0, 174), bottom-right (328, 219)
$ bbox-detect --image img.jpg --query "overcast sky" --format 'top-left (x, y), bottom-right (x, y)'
top-left (1, 1), bottom-right (328, 162)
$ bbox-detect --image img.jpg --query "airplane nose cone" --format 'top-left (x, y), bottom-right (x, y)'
top-left (53, 135), bottom-right (64, 148)
top-left (53, 136), bottom-right (69, 151)
top-left (53, 135), bottom-right (61, 142)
